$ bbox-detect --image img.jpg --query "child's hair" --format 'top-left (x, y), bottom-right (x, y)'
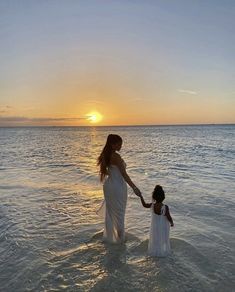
top-left (152, 185), bottom-right (165, 203)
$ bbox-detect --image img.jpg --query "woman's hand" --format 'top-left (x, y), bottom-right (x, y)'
top-left (133, 187), bottom-right (141, 197)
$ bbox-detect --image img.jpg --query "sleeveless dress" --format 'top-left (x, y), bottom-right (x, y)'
top-left (148, 204), bottom-right (171, 257)
top-left (98, 163), bottom-right (127, 243)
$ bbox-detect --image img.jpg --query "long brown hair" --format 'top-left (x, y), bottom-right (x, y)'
top-left (97, 134), bottom-right (122, 182)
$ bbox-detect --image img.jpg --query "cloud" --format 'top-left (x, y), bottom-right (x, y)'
top-left (85, 99), bottom-right (104, 105)
top-left (0, 105), bottom-right (13, 113)
top-left (178, 89), bottom-right (198, 95)
top-left (0, 116), bottom-right (87, 124)
top-left (129, 98), bottom-right (143, 102)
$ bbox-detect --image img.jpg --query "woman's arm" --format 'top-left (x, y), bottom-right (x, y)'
top-left (112, 153), bottom-right (141, 197)
top-left (165, 205), bottom-right (174, 226)
top-left (139, 195), bottom-right (152, 208)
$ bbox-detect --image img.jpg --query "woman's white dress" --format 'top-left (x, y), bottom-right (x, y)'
top-left (148, 204), bottom-right (171, 257)
top-left (98, 164), bottom-right (127, 243)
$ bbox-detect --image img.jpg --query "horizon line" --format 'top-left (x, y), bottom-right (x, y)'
top-left (0, 122), bottom-right (234, 128)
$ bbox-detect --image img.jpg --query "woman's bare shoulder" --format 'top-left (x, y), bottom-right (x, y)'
top-left (110, 152), bottom-right (122, 164)
top-left (112, 152), bottom-right (121, 159)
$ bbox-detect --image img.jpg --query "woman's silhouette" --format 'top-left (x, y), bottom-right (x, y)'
top-left (97, 134), bottom-right (141, 243)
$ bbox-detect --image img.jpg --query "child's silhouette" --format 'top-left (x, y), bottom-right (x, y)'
top-left (140, 185), bottom-right (174, 257)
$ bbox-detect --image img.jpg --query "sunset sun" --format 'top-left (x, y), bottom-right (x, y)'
top-left (86, 111), bottom-right (103, 124)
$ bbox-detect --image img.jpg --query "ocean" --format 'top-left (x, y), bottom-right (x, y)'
top-left (0, 125), bottom-right (234, 292)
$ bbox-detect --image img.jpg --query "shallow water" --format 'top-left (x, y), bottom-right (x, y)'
top-left (0, 125), bottom-right (234, 291)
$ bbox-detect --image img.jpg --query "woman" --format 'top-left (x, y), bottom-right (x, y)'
top-left (97, 134), bottom-right (141, 243)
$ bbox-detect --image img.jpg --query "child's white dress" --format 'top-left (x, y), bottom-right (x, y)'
top-left (148, 204), bottom-right (171, 257)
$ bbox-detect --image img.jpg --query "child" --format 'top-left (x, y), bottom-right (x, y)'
top-left (139, 185), bottom-right (174, 257)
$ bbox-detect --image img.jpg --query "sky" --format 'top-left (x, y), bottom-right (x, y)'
top-left (0, 0), bottom-right (234, 126)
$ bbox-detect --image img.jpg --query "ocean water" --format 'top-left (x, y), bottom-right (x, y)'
top-left (0, 125), bottom-right (234, 292)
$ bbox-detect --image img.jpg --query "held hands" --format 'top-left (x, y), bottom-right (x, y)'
top-left (133, 186), bottom-right (142, 197)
